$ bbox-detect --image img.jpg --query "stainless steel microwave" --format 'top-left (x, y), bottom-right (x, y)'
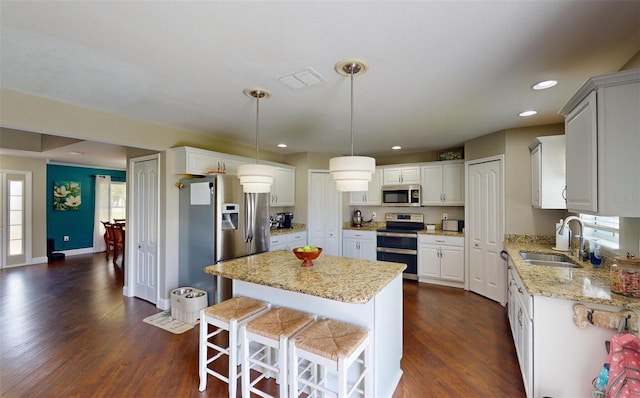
top-left (381, 185), bottom-right (421, 207)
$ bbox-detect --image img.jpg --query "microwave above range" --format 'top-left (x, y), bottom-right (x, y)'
top-left (381, 184), bottom-right (421, 207)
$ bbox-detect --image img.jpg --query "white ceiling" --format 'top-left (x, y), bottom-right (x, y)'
top-left (1, 1), bottom-right (639, 163)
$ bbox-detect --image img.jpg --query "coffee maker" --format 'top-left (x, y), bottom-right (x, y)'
top-left (276, 212), bottom-right (294, 229)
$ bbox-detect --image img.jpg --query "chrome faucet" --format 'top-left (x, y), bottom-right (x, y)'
top-left (559, 216), bottom-right (589, 261)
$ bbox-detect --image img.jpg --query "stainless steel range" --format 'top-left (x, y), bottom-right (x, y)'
top-left (376, 213), bottom-right (424, 280)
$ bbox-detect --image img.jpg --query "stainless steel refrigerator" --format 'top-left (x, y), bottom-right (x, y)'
top-left (178, 174), bottom-right (270, 305)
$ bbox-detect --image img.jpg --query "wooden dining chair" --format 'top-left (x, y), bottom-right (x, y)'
top-left (112, 223), bottom-right (125, 267)
top-left (101, 221), bottom-right (115, 260)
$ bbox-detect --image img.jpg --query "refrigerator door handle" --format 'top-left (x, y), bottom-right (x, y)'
top-left (245, 193), bottom-right (255, 243)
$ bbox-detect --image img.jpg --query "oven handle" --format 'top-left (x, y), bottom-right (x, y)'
top-left (376, 247), bottom-right (417, 255)
top-left (376, 231), bottom-right (418, 238)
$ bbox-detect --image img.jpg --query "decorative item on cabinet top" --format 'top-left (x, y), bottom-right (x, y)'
top-left (437, 147), bottom-right (464, 161)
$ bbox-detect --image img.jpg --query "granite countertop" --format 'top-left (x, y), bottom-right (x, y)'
top-left (270, 223), bottom-right (306, 236)
top-left (342, 221), bottom-right (464, 237)
top-left (204, 250), bottom-right (406, 304)
top-left (504, 238), bottom-right (640, 310)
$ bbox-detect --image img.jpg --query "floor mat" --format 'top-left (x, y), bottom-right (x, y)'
top-left (143, 310), bottom-right (197, 334)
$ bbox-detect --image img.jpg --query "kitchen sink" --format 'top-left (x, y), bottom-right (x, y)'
top-left (519, 251), bottom-right (582, 268)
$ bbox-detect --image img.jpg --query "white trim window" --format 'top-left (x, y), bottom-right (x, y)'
top-left (579, 214), bottom-right (619, 251)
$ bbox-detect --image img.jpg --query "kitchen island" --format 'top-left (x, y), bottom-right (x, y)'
top-left (204, 250), bottom-right (406, 398)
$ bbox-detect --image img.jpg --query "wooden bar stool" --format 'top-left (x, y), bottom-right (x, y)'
top-left (239, 307), bottom-right (314, 398)
top-left (198, 296), bottom-right (270, 397)
top-left (289, 318), bottom-right (372, 398)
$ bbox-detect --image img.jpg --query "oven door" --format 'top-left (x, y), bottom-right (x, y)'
top-left (376, 248), bottom-right (417, 280)
top-left (376, 231), bottom-right (418, 250)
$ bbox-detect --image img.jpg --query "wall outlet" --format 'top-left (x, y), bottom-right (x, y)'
top-left (371, 211), bottom-right (376, 219)
top-left (63, 235), bottom-right (70, 242)
top-left (442, 213), bottom-right (448, 220)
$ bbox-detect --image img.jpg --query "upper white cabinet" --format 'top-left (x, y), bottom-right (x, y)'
top-left (528, 135), bottom-right (566, 209)
top-left (560, 69), bottom-right (640, 216)
top-left (421, 160), bottom-right (464, 206)
top-left (349, 169), bottom-right (382, 206)
top-left (382, 166), bottom-right (420, 185)
top-left (272, 167), bottom-right (295, 207)
top-left (171, 146), bottom-right (245, 175)
top-left (171, 147), bottom-right (296, 206)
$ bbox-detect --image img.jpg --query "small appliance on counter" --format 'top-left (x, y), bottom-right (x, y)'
top-left (442, 219), bottom-right (464, 232)
top-left (275, 212), bottom-right (294, 229)
top-left (352, 209), bottom-right (363, 227)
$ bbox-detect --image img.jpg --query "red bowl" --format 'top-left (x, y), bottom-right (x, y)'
top-left (292, 247), bottom-right (323, 267)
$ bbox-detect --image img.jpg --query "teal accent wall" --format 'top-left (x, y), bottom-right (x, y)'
top-left (47, 165), bottom-right (126, 251)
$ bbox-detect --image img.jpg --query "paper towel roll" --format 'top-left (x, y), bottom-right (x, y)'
top-left (555, 221), bottom-right (569, 251)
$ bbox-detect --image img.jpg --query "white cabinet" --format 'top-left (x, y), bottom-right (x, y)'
top-left (349, 169), bottom-right (382, 206)
top-left (342, 230), bottom-right (376, 260)
top-left (269, 231), bottom-right (307, 251)
top-left (171, 146), bottom-right (245, 175)
top-left (420, 161), bottom-right (464, 206)
top-left (271, 167), bottom-right (295, 206)
top-left (382, 166), bottom-right (420, 185)
top-left (560, 69), bottom-right (640, 216)
top-left (528, 135), bottom-right (566, 209)
top-left (507, 262), bottom-right (532, 397)
top-left (418, 235), bottom-right (464, 286)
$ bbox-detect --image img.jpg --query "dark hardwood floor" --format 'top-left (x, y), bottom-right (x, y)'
top-left (0, 253), bottom-right (525, 397)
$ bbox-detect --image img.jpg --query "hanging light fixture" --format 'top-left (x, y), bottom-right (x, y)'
top-left (237, 88), bottom-right (276, 193)
top-left (329, 58), bottom-right (376, 192)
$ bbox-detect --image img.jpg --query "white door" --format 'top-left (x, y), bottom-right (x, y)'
top-left (466, 157), bottom-right (505, 304)
top-left (0, 172), bottom-right (30, 268)
top-left (307, 171), bottom-right (341, 256)
top-left (129, 156), bottom-right (159, 304)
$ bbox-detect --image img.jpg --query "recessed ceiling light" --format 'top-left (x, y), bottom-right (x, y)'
top-left (532, 80), bottom-right (558, 90)
top-left (392, 146), bottom-right (402, 150)
top-left (277, 143), bottom-right (287, 148)
top-left (518, 110), bottom-right (538, 117)
top-left (66, 151), bottom-right (84, 155)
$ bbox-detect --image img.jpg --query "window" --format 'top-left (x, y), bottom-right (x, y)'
top-left (579, 214), bottom-right (619, 251)
top-left (110, 182), bottom-right (126, 221)
top-left (8, 179), bottom-right (24, 256)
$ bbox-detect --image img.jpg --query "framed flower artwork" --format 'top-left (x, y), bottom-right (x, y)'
top-left (53, 181), bottom-right (81, 211)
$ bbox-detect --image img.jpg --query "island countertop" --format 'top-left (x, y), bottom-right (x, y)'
top-left (204, 250), bottom-right (406, 304)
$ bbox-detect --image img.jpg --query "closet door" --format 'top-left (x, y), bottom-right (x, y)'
top-left (467, 157), bottom-right (505, 305)
top-left (307, 171), bottom-right (342, 256)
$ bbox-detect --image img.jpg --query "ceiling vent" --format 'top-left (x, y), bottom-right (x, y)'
top-left (277, 67), bottom-right (326, 89)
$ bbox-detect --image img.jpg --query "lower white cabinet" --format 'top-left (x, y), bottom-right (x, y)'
top-left (418, 235), bottom-right (464, 286)
top-left (507, 262), bottom-right (532, 397)
top-left (269, 231), bottom-right (307, 251)
top-left (342, 230), bottom-right (377, 261)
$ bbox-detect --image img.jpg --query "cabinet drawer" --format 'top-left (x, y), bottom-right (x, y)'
top-left (419, 235), bottom-right (463, 246)
top-left (342, 229), bottom-right (376, 242)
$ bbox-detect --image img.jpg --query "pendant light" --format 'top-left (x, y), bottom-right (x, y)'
top-left (237, 88), bottom-right (276, 193)
top-left (329, 59), bottom-right (376, 192)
